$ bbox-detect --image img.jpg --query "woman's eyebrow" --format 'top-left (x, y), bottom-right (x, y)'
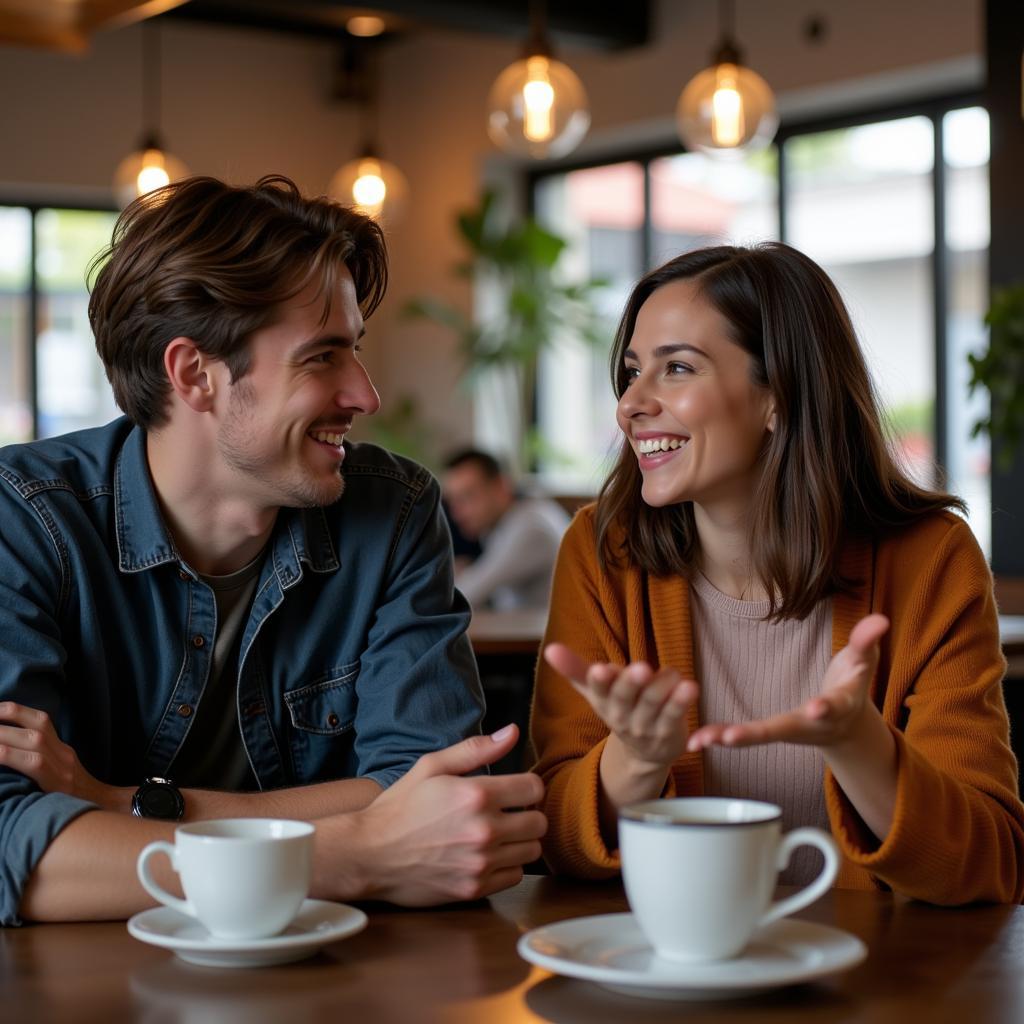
top-left (623, 342), bottom-right (709, 360)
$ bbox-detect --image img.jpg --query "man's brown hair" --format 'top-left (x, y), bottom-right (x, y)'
top-left (88, 174), bottom-right (388, 429)
top-left (595, 242), bottom-right (964, 621)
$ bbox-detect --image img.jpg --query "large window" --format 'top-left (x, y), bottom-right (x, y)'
top-left (530, 97), bottom-right (991, 552)
top-left (0, 205), bottom-right (119, 446)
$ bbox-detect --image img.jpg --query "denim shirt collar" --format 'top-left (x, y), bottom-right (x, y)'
top-left (113, 425), bottom-right (340, 583)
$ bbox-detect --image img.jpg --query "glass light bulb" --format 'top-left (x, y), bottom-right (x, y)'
top-left (677, 59), bottom-right (777, 156)
top-left (487, 54), bottom-right (590, 159)
top-left (328, 155), bottom-right (408, 225)
top-left (113, 145), bottom-right (190, 208)
top-left (136, 151), bottom-right (171, 195)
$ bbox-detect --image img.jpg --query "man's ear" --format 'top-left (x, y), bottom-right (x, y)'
top-left (164, 337), bottom-right (217, 413)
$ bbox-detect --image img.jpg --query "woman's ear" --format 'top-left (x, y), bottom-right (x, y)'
top-left (765, 398), bottom-right (777, 434)
top-left (164, 337), bottom-right (216, 413)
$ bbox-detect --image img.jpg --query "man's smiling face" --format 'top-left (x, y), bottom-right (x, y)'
top-left (216, 267), bottom-right (380, 511)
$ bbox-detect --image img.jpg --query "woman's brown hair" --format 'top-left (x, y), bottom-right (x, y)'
top-left (88, 174), bottom-right (388, 429)
top-left (595, 242), bottom-right (965, 620)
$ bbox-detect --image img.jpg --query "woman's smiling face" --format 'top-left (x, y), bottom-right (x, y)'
top-left (615, 277), bottom-right (775, 512)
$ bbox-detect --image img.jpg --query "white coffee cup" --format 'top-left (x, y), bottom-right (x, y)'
top-left (619, 797), bottom-right (839, 963)
top-left (137, 818), bottom-right (315, 940)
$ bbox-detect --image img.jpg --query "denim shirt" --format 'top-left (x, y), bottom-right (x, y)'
top-left (0, 418), bottom-right (484, 924)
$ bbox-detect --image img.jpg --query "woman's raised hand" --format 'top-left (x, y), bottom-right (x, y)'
top-left (544, 643), bottom-right (699, 771)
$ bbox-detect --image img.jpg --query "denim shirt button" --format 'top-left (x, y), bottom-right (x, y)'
top-left (326, 712), bottom-right (340, 728)
top-left (177, 703), bottom-right (193, 718)
top-left (178, 570), bottom-right (191, 582)
top-left (192, 635), bottom-right (205, 648)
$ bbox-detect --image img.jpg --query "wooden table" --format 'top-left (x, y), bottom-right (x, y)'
top-left (5, 876), bottom-right (1024, 1023)
top-left (467, 609), bottom-right (548, 657)
top-left (469, 611), bottom-right (1024, 664)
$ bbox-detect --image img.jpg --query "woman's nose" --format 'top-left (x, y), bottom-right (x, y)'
top-left (618, 374), bottom-right (659, 419)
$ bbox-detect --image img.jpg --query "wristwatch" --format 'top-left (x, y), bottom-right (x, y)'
top-left (131, 777), bottom-right (185, 821)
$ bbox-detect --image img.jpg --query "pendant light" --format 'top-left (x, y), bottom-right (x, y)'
top-left (113, 21), bottom-right (189, 208)
top-left (486, 0), bottom-right (590, 160)
top-left (328, 36), bottom-right (408, 226)
top-left (676, 0), bottom-right (778, 154)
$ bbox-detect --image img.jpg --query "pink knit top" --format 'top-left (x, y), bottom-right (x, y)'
top-left (689, 571), bottom-right (832, 884)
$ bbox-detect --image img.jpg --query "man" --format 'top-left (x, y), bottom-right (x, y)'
top-left (442, 449), bottom-right (569, 611)
top-left (0, 175), bottom-right (545, 924)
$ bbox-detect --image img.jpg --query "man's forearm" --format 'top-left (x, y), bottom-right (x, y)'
top-left (20, 806), bottom-right (374, 922)
top-left (19, 810), bottom-right (177, 921)
top-left (100, 776), bottom-right (383, 821)
top-left (182, 777), bottom-right (383, 821)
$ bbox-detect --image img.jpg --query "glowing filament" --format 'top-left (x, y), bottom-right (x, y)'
top-left (353, 160), bottom-right (387, 209)
top-left (711, 65), bottom-right (744, 147)
top-left (522, 57), bottom-right (555, 142)
top-left (136, 150), bottom-right (170, 195)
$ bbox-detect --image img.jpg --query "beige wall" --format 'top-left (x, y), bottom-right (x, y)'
top-left (0, 0), bottom-right (982, 457)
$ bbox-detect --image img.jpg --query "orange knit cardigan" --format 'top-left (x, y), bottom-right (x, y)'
top-left (530, 506), bottom-right (1024, 904)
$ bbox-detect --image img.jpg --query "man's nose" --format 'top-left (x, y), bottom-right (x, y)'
top-left (338, 362), bottom-right (381, 416)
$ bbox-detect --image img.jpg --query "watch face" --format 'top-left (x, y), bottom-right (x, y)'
top-left (134, 779), bottom-right (184, 820)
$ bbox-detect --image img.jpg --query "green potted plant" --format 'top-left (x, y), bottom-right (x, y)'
top-left (404, 190), bottom-right (607, 472)
top-left (968, 284), bottom-right (1024, 469)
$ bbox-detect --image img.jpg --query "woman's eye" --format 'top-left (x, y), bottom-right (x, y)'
top-left (623, 366), bottom-right (640, 385)
top-left (667, 361), bottom-right (693, 375)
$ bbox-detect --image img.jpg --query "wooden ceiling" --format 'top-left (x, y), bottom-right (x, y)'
top-left (0, 0), bottom-right (187, 50)
top-left (0, 0), bottom-right (649, 52)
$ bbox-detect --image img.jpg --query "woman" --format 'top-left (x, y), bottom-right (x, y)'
top-left (531, 242), bottom-right (1024, 904)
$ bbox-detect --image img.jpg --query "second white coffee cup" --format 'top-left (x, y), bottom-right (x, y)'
top-left (137, 818), bottom-right (315, 940)
top-left (620, 797), bottom-right (838, 963)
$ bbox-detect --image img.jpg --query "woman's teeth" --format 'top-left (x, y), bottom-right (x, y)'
top-left (637, 437), bottom-right (687, 454)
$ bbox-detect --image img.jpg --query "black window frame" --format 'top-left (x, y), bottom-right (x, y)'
top-left (0, 198), bottom-right (118, 440)
top-left (526, 88), bottom-right (985, 479)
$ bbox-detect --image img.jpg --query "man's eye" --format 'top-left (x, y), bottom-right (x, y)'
top-left (309, 351), bottom-right (335, 364)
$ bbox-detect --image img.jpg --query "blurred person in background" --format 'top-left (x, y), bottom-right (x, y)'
top-left (443, 448), bottom-right (569, 612)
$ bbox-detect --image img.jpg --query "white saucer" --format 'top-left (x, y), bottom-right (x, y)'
top-left (127, 898), bottom-right (368, 968)
top-left (518, 912), bottom-right (866, 1001)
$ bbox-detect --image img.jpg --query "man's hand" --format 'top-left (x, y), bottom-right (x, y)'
top-left (334, 724), bottom-right (547, 906)
top-left (544, 643), bottom-right (699, 773)
top-left (687, 614), bottom-right (890, 752)
top-left (0, 702), bottom-right (124, 809)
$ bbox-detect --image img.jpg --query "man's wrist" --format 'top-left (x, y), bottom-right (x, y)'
top-left (309, 812), bottom-right (374, 903)
top-left (86, 781), bottom-right (135, 815)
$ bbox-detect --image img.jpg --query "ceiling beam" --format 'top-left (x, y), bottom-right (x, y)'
top-left (165, 0), bottom-right (650, 51)
top-left (0, 0), bottom-right (188, 52)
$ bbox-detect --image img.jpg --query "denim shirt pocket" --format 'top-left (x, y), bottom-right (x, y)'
top-left (283, 662), bottom-right (359, 783)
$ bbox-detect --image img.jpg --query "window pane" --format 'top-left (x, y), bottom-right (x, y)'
top-left (785, 116), bottom-right (936, 486)
top-left (0, 207), bottom-right (32, 445)
top-left (943, 107), bottom-right (990, 554)
top-left (36, 208), bottom-right (120, 438)
top-left (650, 148), bottom-right (779, 264)
top-left (534, 163), bottom-right (646, 490)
